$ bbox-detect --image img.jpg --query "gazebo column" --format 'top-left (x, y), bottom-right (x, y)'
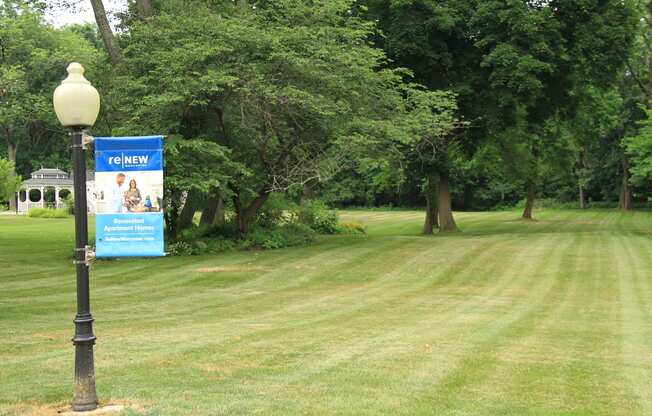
top-left (55, 186), bottom-right (60, 209)
top-left (18, 188), bottom-right (25, 212)
top-left (40, 187), bottom-right (45, 208)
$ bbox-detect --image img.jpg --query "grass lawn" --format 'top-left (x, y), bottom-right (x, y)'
top-left (1, 209), bottom-right (652, 415)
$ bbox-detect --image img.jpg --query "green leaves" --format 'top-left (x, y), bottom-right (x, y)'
top-left (0, 158), bottom-right (20, 200)
top-left (0, 4), bottom-right (100, 177)
top-left (626, 107), bottom-right (652, 184)
top-left (164, 136), bottom-right (245, 195)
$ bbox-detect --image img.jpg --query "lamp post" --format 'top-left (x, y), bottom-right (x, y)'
top-left (53, 62), bottom-right (101, 412)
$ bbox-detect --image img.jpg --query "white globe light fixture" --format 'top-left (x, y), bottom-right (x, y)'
top-left (53, 62), bottom-right (100, 127)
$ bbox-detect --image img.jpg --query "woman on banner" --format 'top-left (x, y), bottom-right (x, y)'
top-left (124, 179), bottom-right (142, 212)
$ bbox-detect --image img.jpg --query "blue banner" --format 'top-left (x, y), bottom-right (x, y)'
top-left (94, 136), bottom-right (165, 258)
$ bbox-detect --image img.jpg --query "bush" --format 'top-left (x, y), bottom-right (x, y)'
top-left (27, 208), bottom-right (69, 218)
top-left (586, 201), bottom-right (618, 209)
top-left (298, 200), bottom-right (339, 234)
top-left (244, 222), bottom-right (316, 250)
top-left (338, 222), bottom-right (366, 234)
top-left (168, 235), bottom-right (238, 256)
top-left (167, 241), bottom-right (193, 256)
top-left (489, 201), bottom-right (518, 211)
top-left (61, 195), bottom-right (74, 214)
top-left (514, 198), bottom-right (580, 210)
top-left (258, 193), bottom-right (298, 228)
top-left (206, 237), bottom-right (237, 252)
top-left (200, 222), bottom-right (238, 239)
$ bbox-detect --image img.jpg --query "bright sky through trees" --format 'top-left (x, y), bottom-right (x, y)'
top-left (45, 0), bottom-right (125, 27)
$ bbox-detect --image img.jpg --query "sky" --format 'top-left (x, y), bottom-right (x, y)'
top-left (45, 1), bottom-right (126, 28)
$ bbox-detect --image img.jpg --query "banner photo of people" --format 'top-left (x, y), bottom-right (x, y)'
top-left (94, 136), bottom-right (165, 257)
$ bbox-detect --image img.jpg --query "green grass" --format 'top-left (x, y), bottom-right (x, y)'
top-left (1, 209), bottom-right (652, 415)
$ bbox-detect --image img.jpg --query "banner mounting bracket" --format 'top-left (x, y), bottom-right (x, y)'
top-left (73, 246), bottom-right (96, 266)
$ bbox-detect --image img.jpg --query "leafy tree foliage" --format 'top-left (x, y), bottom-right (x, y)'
top-left (0, 158), bottom-right (20, 202)
top-left (0, 2), bottom-right (99, 207)
top-left (103, 0), bottom-right (417, 236)
top-left (626, 108), bottom-right (652, 184)
top-left (6, 0), bottom-right (652, 239)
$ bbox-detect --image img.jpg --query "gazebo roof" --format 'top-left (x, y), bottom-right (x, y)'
top-left (22, 177), bottom-right (74, 187)
top-left (31, 168), bottom-right (69, 177)
top-left (20, 168), bottom-right (95, 188)
top-left (21, 167), bottom-right (73, 188)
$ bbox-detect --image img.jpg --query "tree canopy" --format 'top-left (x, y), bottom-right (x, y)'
top-left (2, 0), bottom-right (652, 236)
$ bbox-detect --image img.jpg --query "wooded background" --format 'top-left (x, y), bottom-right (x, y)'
top-left (2, 0), bottom-right (652, 238)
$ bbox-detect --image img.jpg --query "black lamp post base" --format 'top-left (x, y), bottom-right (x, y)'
top-left (73, 342), bottom-right (98, 412)
top-left (72, 402), bottom-right (99, 412)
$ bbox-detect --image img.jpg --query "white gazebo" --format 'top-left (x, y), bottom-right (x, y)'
top-left (17, 168), bottom-right (97, 213)
top-left (18, 168), bottom-right (74, 212)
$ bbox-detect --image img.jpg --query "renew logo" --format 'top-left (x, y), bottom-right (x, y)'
top-left (108, 153), bottom-right (150, 168)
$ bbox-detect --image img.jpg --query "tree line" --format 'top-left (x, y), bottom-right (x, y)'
top-left (2, 0), bottom-right (652, 238)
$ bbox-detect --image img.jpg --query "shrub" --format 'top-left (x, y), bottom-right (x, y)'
top-left (338, 222), bottom-right (366, 234)
top-left (178, 224), bottom-right (203, 241)
top-left (244, 222), bottom-right (316, 250)
top-left (200, 222), bottom-right (238, 239)
top-left (27, 208), bottom-right (69, 218)
top-left (60, 195), bottom-right (74, 214)
top-left (258, 193), bottom-right (298, 228)
top-left (167, 241), bottom-right (193, 256)
top-left (514, 198), bottom-right (579, 210)
top-left (490, 202), bottom-right (518, 211)
top-left (168, 237), bottom-right (237, 256)
top-left (298, 200), bottom-right (339, 234)
top-left (586, 201), bottom-right (618, 209)
top-left (192, 240), bottom-right (209, 254)
top-left (206, 237), bottom-right (237, 252)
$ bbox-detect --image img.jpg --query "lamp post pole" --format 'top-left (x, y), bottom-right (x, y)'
top-left (53, 62), bottom-right (101, 412)
top-left (71, 126), bottom-right (98, 411)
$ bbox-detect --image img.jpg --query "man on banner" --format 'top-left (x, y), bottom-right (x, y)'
top-left (109, 173), bottom-right (126, 213)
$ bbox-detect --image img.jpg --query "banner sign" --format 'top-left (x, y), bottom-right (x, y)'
top-left (94, 136), bottom-right (165, 257)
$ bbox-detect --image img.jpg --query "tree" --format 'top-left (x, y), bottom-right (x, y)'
top-left (364, 0), bottom-right (490, 231)
top-left (0, 158), bottom-right (20, 203)
top-left (401, 89), bottom-right (460, 232)
top-left (0, 3), bottom-right (99, 208)
top-left (135, 0), bottom-right (153, 18)
top-left (162, 138), bottom-right (241, 239)
top-left (102, 0), bottom-right (414, 237)
top-left (89, 0), bottom-right (121, 65)
top-left (471, 0), bottom-right (638, 219)
top-left (568, 87), bottom-right (622, 208)
top-left (626, 107), bottom-right (652, 185)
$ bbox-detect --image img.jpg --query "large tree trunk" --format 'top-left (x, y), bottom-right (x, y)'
top-left (422, 172), bottom-right (439, 235)
top-left (200, 193), bottom-right (225, 226)
top-left (165, 196), bottom-right (180, 241)
top-left (302, 181), bottom-right (316, 202)
top-left (89, 0), bottom-right (122, 65)
top-left (437, 173), bottom-right (458, 232)
top-left (7, 141), bottom-right (17, 211)
top-left (579, 183), bottom-right (586, 209)
top-left (177, 191), bottom-right (203, 232)
top-left (234, 190), bottom-right (269, 237)
top-left (522, 181), bottom-right (536, 220)
top-left (135, 0), bottom-right (153, 18)
top-left (618, 159), bottom-right (633, 211)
